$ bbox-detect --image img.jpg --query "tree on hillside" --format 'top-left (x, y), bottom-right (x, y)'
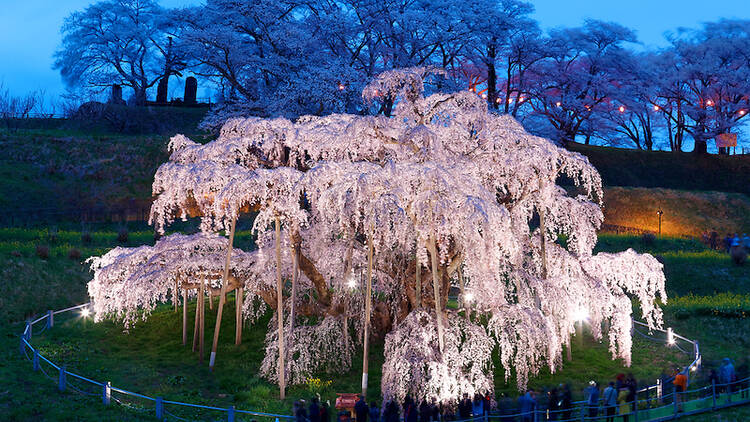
top-left (54, 0), bottom-right (185, 106)
top-left (91, 68), bottom-right (666, 403)
top-left (524, 20), bottom-right (637, 146)
top-left (669, 20), bottom-right (750, 154)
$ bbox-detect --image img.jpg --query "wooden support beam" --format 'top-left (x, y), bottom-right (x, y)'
top-left (362, 226), bottom-right (374, 397)
top-left (182, 288), bottom-right (188, 346)
top-left (199, 275), bottom-right (205, 363)
top-left (428, 236), bottom-right (445, 352)
top-left (209, 216), bottom-right (236, 371)
top-left (192, 287), bottom-right (200, 352)
top-left (415, 246), bottom-right (421, 308)
top-left (275, 216), bottom-right (286, 400)
top-left (235, 286), bottom-right (243, 345)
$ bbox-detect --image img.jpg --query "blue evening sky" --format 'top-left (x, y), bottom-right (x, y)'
top-left (1, 0), bottom-right (749, 100)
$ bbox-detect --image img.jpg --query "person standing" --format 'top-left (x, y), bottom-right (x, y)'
top-left (322, 400), bottom-right (331, 422)
top-left (602, 382), bottom-right (618, 422)
top-left (383, 400), bottom-right (400, 422)
top-left (560, 384), bottom-right (573, 421)
top-left (296, 400), bottom-right (309, 422)
top-left (720, 358), bottom-right (736, 395)
top-left (547, 388), bottom-right (559, 421)
top-left (585, 381), bottom-right (600, 418)
top-left (355, 396), bottom-right (369, 422)
top-left (369, 401), bottom-right (380, 422)
top-left (310, 398), bottom-right (321, 422)
top-left (471, 394), bottom-right (484, 418)
top-left (419, 399), bottom-right (431, 422)
top-left (617, 386), bottom-right (631, 422)
top-left (626, 374), bottom-right (637, 413)
top-left (518, 389), bottom-right (536, 422)
top-left (673, 369), bottom-right (687, 412)
top-left (458, 394), bottom-right (472, 419)
top-left (404, 396), bottom-right (418, 422)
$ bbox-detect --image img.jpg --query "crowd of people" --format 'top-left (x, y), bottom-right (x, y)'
top-left (723, 233), bottom-right (750, 253)
top-left (290, 359), bottom-right (744, 422)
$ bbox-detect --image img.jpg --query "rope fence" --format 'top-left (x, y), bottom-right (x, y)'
top-left (19, 302), bottom-right (294, 422)
top-left (17, 303), bottom-right (750, 421)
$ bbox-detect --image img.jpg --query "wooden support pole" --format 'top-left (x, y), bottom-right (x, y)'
top-left (415, 246), bottom-right (421, 308)
top-left (182, 287), bottom-right (188, 346)
top-left (428, 236), bottom-right (445, 352)
top-left (209, 216), bottom-right (236, 371)
top-left (235, 286), bottom-right (243, 345)
top-left (275, 216), bottom-right (286, 399)
top-left (193, 287), bottom-right (200, 352)
top-left (362, 226), bottom-right (374, 397)
top-left (209, 289), bottom-right (213, 310)
top-left (458, 266), bottom-right (469, 321)
top-left (199, 275), bottom-right (205, 362)
top-left (538, 178), bottom-right (548, 280)
top-left (174, 277), bottom-right (179, 313)
top-left (288, 242), bottom-right (299, 354)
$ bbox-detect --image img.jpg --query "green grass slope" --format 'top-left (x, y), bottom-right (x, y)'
top-left (1, 230), bottom-right (748, 421)
top-left (602, 187), bottom-right (750, 236)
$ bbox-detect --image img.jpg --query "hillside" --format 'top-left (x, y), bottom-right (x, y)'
top-left (569, 142), bottom-right (750, 195)
top-left (602, 187), bottom-right (750, 236)
top-left (3, 122), bottom-right (750, 238)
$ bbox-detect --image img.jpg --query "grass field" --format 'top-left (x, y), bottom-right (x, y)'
top-left (1, 229), bottom-right (749, 420)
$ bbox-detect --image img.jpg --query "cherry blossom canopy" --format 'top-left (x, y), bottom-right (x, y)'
top-left (91, 67), bottom-right (667, 403)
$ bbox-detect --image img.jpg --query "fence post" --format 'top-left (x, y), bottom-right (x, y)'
top-left (102, 381), bottom-right (111, 406)
top-left (673, 392), bottom-right (678, 416)
top-left (58, 365), bottom-right (66, 392)
top-left (712, 381), bottom-right (716, 409)
top-left (25, 320), bottom-right (32, 340)
top-left (33, 349), bottom-right (39, 371)
top-left (46, 310), bottom-right (54, 329)
top-left (580, 403), bottom-right (585, 421)
top-left (156, 397), bottom-right (163, 419)
top-left (634, 399), bottom-right (639, 422)
top-left (228, 405), bottom-right (235, 422)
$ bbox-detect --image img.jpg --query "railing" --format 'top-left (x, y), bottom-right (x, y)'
top-left (18, 303), bottom-right (750, 421)
top-left (19, 302), bottom-right (294, 422)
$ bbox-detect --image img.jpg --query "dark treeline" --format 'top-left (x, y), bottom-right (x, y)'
top-left (52, 0), bottom-right (750, 153)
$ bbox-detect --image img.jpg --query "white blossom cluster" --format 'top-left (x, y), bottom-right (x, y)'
top-left (92, 67), bottom-right (666, 398)
top-left (382, 310), bottom-right (494, 406)
top-left (87, 233), bottom-right (257, 327)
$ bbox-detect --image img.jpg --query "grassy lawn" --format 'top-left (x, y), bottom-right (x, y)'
top-left (1, 230), bottom-right (748, 421)
top-left (601, 187), bottom-right (750, 236)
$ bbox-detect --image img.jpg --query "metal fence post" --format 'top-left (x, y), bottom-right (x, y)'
top-left (712, 381), bottom-right (716, 409)
top-left (58, 365), bottom-right (66, 392)
top-left (634, 399), bottom-right (639, 422)
top-left (102, 381), bottom-right (111, 406)
top-left (46, 310), bottom-right (54, 329)
top-left (156, 397), bottom-right (164, 419)
top-left (673, 392), bottom-right (678, 416)
top-left (33, 349), bottom-right (39, 371)
top-left (228, 405), bottom-right (235, 422)
top-left (25, 320), bottom-right (31, 340)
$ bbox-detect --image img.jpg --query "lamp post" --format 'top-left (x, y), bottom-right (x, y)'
top-left (657, 209), bottom-right (664, 236)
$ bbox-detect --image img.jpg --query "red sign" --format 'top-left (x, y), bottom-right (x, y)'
top-left (716, 133), bottom-right (738, 148)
